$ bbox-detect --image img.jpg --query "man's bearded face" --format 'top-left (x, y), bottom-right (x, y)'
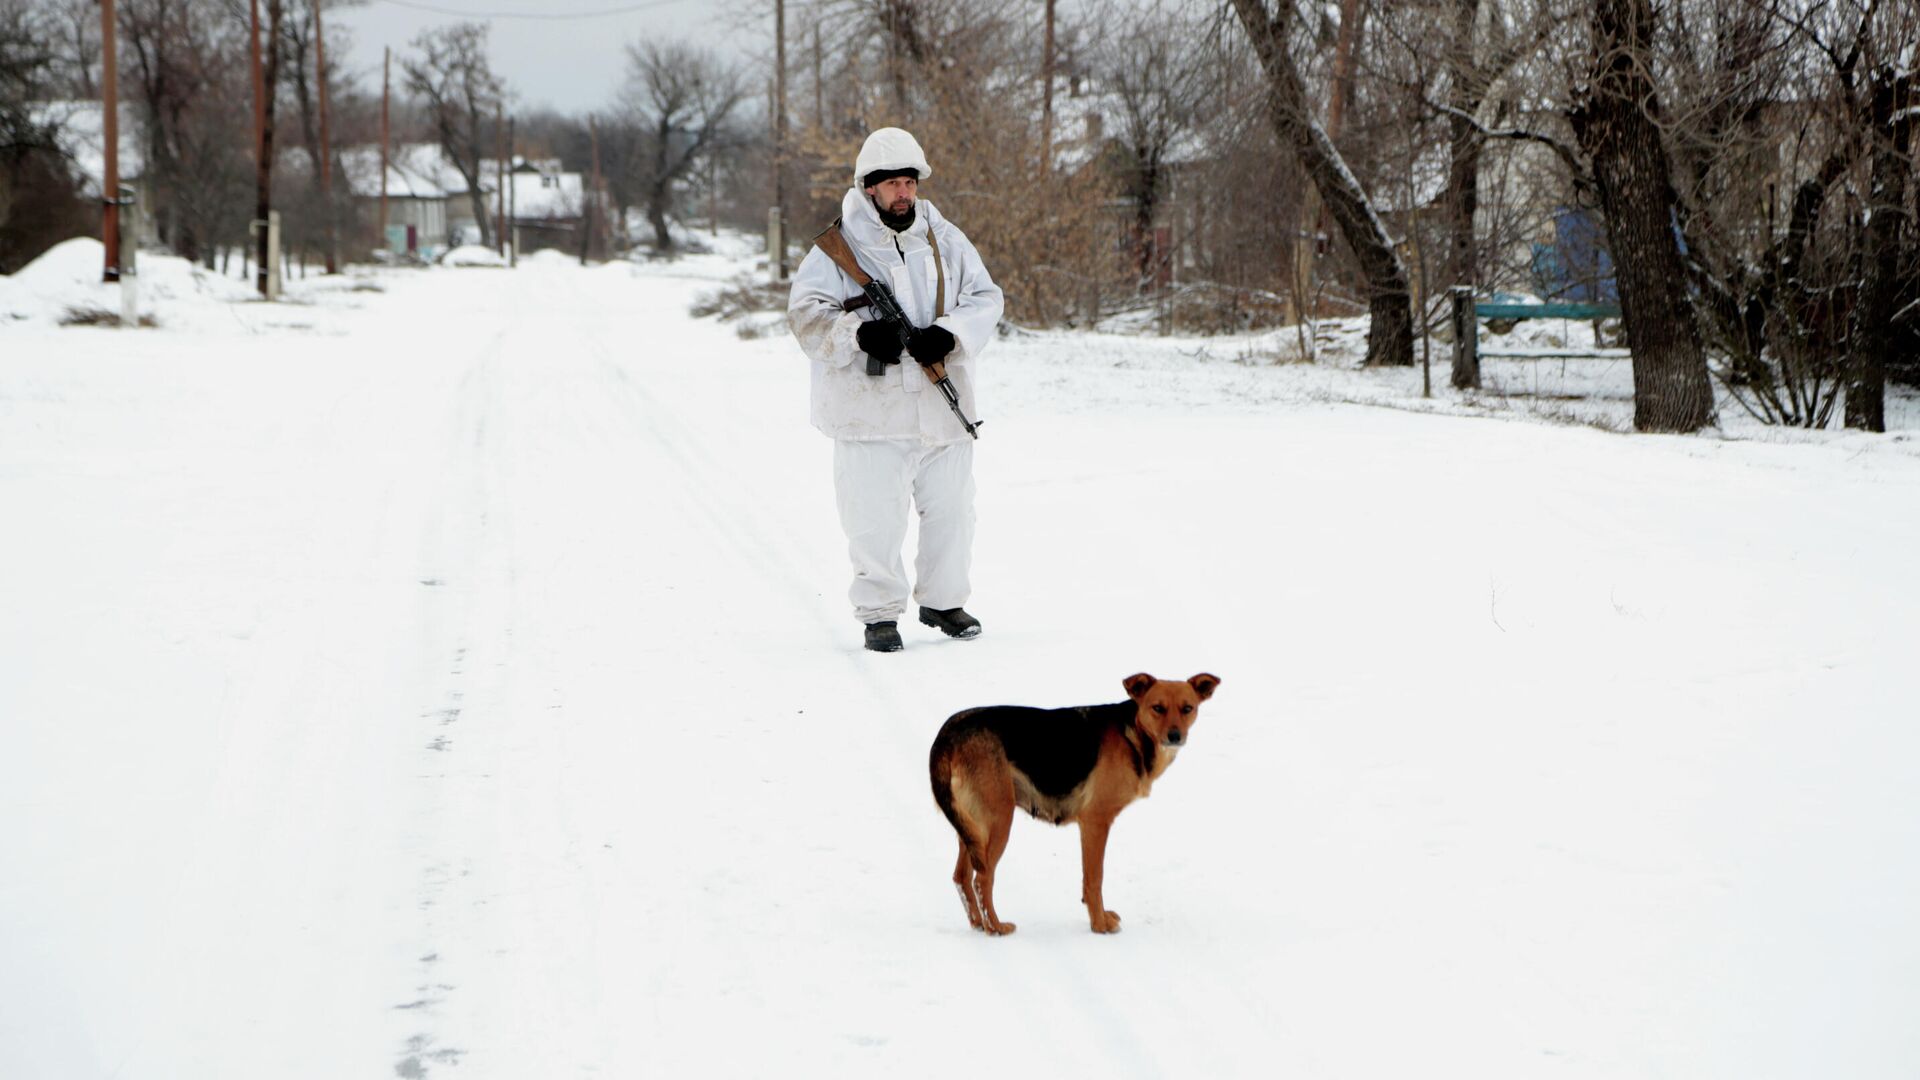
top-left (867, 176), bottom-right (918, 216)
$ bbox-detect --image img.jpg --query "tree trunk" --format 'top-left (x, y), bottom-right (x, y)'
top-left (1846, 68), bottom-right (1912, 433)
top-left (648, 181), bottom-right (672, 250)
top-left (1570, 0), bottom-right (1715, 432)
top-left (1230, 0), bottom-right (1414, 367)
top-left (465, 181), bottom-right (492, 249)
top-left (1444, 0), bottom-right (1480, 299)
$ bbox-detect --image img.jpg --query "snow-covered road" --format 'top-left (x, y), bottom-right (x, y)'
top-left (5, 248), bottom-right (1919, 1078)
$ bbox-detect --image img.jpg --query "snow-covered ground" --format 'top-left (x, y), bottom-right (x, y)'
top-left (4, 238), bottom-right (1918, 1079)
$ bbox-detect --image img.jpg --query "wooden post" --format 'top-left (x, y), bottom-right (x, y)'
top-left (379, 47), bottom-right (389, 254)
top-left (250, 0), bottom-right (265, 167)
top-left (495, 104), bottom-right (507, 255)
top-left (315, 0), bottom-right (336, 272)
top-left (582, 115), bottom-right (599, 265)
top-left (254, 0), bottom-right (280, 299)
top-left (773, 0), bottom-right (788, 278)
top-left (1040, 0), bottom-right (1055, 174)
top-left (100, 0), bottom-right (120, 282)
top-left (1450, 286), bottom-right (1478, 390)
top-left (589, 114), bottom-right (606, 262)
top-left (507, 117), bottom-right (516, 266)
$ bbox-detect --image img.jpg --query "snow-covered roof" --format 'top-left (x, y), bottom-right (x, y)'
top-left (335, 142), bottom-right (496, 201)
top-left (32, 100), bottom-right (145, 196)
top-left (1045, 80), bottom-right (1211, 175)
top-left (328, 145), bottom-right (583, 216)
top-left (505, 167), bottom-right (584, 220)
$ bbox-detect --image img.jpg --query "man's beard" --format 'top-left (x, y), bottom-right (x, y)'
top-left (874, 197), bottom-right (916, 232)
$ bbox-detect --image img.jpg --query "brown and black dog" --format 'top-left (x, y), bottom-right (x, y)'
top-left (928, 672), bottom-right (1221, 935)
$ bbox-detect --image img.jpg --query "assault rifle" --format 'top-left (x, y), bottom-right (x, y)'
top-left (812, 220), bottom-right (981, 439)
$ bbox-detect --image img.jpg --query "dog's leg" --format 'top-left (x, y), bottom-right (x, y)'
top-left (974, 781), bottom-right (1018, 936)
top-left (952, 837), bottom-right (984, 929)
top-left (1079, 814), bottom-right (1121, 934)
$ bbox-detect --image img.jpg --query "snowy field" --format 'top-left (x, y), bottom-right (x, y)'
top-left (4, 238), bottom-right (1918, 1079)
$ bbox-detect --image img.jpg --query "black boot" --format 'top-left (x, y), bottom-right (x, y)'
top-left (918, 606), bottom-right (982, 639)
top-left (864, 620), bottom-right (903, 652)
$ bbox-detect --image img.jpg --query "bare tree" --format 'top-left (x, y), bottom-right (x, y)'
top-left (2, 0), bottom-right (93, 272)
top-left (1230, 0), bottom-right (1415, 366)
top-left (119, 0), bottom-right (255, 264)
top-left (402, 21), bottom-right (504, 249)
top-left (41, 0), bottom-right (100, 98)
top-left (1844, 63), bottom-right (1915, 431)
top-left (1569, 0), bottom-right (1715, 432)
top-left (1658, 0), bottom-right (1918, 428)
top-left (1099, 3), bottom-right (1209, 292)
top-left (278, 1), bottom-right (348, 266)
top-left (619, 40), bottom-right (745, 252)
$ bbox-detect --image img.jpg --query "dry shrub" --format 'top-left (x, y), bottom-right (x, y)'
top-left (691, 274), bottom-right (787, 323)
top-left (59, 306), bottom-right (159, 328)
top-left (787, 9), bottom-right (1122, 329)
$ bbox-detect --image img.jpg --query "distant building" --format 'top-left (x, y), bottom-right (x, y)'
top-left (337, 143), bottom-right (466, 258)
top-left (481, 157), bottom-right (587, 256)
top-left (336, 145), bottom-right (588, 258)
top-left (37, 100), bottom-right (158, 249)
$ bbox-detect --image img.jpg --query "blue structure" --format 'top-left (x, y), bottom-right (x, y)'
top-left (1530, 207), bottom-right (1618, 302)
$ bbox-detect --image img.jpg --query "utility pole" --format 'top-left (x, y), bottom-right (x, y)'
top-left (250, 0), bottom-right (265, 167)
top-left (379, 47), bottom-right (390, 253)
top-left (254, 0), bottom-right (282, 299)
top-left (315, 0), bottom-right (336, 273)
top-left (507, 116), bottom-right (517, 266)
top-left (1041, 0), bottom-right (1055, 175)
top-left (773, 0), bottom-right (787, 279)
top-left (585, 114), bottom-right (605, 265)
top-left (587, 114), bottom-right (602, 261)
top-left (495, 103), bottom-right (506, 256)
top-left (99, 0), bottom-right (120, 282)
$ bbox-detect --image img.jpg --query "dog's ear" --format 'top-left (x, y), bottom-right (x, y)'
top-left (1123, 673), bottom-right (1157, 700)
top-left (1188, 673), bottom-right (1220, 700)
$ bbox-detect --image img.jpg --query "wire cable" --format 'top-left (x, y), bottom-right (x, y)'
top-left (372, 0), bottom-right (693, 20)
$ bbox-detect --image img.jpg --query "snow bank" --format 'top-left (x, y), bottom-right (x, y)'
top-left (3, 244), bottom-right (1918, 1080)
top-left (440, 245), bottom-right (508, 268)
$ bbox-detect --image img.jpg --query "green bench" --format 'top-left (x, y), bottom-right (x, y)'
top-left (1449, 286), bottom-right (1625, 390)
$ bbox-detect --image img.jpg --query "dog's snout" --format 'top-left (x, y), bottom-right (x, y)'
top-left (1166, 728), bottom-right (1184, 745)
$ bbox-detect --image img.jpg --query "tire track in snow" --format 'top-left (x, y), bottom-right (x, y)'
top-left (391, 308), bottom-right (535, 1079)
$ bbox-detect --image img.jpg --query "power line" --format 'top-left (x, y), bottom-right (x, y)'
top-left (373, 0), bottom-right (693, 20)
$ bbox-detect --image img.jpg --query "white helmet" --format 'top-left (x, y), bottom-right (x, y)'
top-left (854, 127), bottom-right (932, 187)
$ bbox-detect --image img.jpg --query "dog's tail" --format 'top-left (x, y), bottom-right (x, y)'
top-left (929, 717), bottom-right (981, 850)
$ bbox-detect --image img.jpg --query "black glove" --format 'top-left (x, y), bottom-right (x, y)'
top-left (907, 324), bottom-right (955, 367)
top-left (856, 320), bottom-right (903, 368)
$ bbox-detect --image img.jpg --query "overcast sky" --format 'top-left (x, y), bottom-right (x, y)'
top-left (331, 0), bottom-right (1108, 118)
top-left (331, 0), bottom-right (764, 117)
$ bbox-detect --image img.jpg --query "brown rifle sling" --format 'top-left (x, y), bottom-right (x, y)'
top-left (824, 216), bottom-right (947, 320)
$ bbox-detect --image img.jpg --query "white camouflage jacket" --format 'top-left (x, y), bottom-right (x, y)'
top-left (787, 188), bottom-right (1005, 444)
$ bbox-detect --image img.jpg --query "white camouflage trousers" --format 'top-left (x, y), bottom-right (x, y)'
top-left (832, 439), bottom-right (976, 625)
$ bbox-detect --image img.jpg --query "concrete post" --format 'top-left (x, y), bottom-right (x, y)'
top-left (118, 188), bottom-right (139, 326)
top-left (767, 206), bottom-right (785, 285)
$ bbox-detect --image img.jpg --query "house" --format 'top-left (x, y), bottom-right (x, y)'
top-left (338, 145), bottom-right (589, 258)
top-left (38, 100), bottom-right (158, 249)
top-left (338, 142), bottom-right (473, 258)
top-left (479, 157), bottom-right (588, 256)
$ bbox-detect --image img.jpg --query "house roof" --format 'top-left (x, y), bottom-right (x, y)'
top-left (1044, 79), bottom-right (1211, 174)
top-left (33, 100), bottom-right (144, 197)
top-left (336, 142), bottom-right (499, 200)
top-left (502, 166), bottom-right (584, 219)
top-left (330, 147), bottom-right (586, 217)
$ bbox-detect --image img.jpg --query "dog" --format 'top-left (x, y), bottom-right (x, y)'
top-left (928, 672), bottom-right (1221, 935)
